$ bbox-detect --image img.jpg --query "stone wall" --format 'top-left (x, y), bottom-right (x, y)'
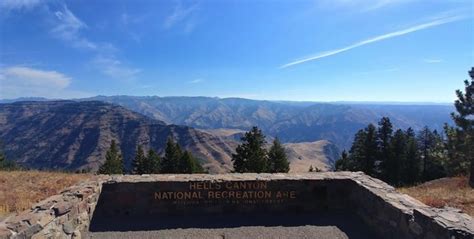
top-left (1, 172), bottom-right (473, 239)
top-left (348, 172), bottom-right (473, 239)
top-left (0, 179), bottom-right (103, 239)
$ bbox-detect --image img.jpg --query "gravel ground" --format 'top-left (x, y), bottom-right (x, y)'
top-left (86, 212), bottom-right (380, 239)
top-left (86, 225), bottom-right (351, 239)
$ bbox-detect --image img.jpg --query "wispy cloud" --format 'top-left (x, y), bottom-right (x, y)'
top-left (354, 67), bottom-right (399, 76)
top-left (51, 5), bottom-right (97, 50)
top-left (1, 66), bottom-right (71, 87)
top-left (423, 58), bottom-right (443, 63)
top-left (320, 0), bottom-right (417, 12)
top-left (163, 1), bottom-right (198, 31)
top-left (188, 78), bottom-right (204, 84)
top-left (48, 4), bottom-right (141, 80)
top-left (120, 12), bottom-right (148, 42)
top-left (0, 0), bottom-right (42, 11)
top-left (280, 15), bottom-right (465, 68)
top-left (0, 66), bottom-right (91, 98)
top-left (92, 56), bottom-right (141, 81)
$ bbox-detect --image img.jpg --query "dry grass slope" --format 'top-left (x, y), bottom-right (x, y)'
top-left (285, 140), bottom-right (334, 172)
top-left (399, 176), bottom-right (474, 216)
top-left (0, 171), bottom-right (93, 219)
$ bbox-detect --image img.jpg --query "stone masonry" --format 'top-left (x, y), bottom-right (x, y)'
top-left (0, 172), bottom-right (473, 239)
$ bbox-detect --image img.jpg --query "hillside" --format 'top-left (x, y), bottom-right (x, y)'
top-left (83, 96), bottom-right (453, 149)
top-left (0, 101), bottom-right (236, 173)
top-left (399, 177), bottom-right (474, 216)
top-left (285, 140), bottom-right (340, 172)
top-left (0, 171), bottom-right (93, 220)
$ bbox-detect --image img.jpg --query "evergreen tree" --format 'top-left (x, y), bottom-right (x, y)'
top-left (232, 126), bottom-right (268, 173)
top-left (309, 165), bottom-right (314, 172)
top-left (404, 128), bottom-right (421, 185)
top-left (335, 150), bottom-right (350, 171)
top-left (363, 124), bottom-right (378, 176)
top-left (428, 130), bottom-right (447, 180)
top-left (179, 150), bottom-right (205, 173)
top-left (267, 138), bottom-right (290, 173)
top-left (348, 129), bottom-right (368, 172)
top-left (145, 149), bottom-right (161, 174)
top-left (417, 126), bottom-right (435, 180)
top-left (387, 129), bottom-right (406, 186)
top-left (0, 146), bottom-right (5, 168)
top-left (132, 145), bottom-right (147, 174)
top-left (444, 124), bottom-right (469, 176)
top-left (377, 117), bottom-right (393, 178)
top-left (451, 67), bottom-right (474, 187)
top-left (347, 124), bottom-right (378, 176)
top-left (161, 137), bottom-right (182, 173)
top-left (98, 140), bottom-right (124, 174)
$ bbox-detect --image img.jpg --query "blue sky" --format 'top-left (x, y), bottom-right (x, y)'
top-left (0, 0), bottom-right (472, 102)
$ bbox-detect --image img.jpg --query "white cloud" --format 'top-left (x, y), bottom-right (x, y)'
top-left (1, 66), bottom-right (70, 88)
top-left (163, 1), bottom-right (198, 30)
top-left (92, 56), bottom-right (141, 81)
top-left (188, 78), bottom-right (203, 84)
top-left (319, 0), bottom-right (416, 12)
top-left (280, 15), bottom-right (465, 68)
top-left (0, 0), bottom-right (42, 11)
top-left (48, 5), bottom-right (141, 80)
top-left (51, 5), bottom-right (97, 50)
top-left (423, 58), bottom-right (443, 63)
top-left (0, 66), bottom-right (91, 99)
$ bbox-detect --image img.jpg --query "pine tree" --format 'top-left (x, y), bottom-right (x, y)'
top-left (146, 149), bottom-right (161, 174)
top-left (132, 145), bottom-right (146, 174)
top-left (161, 137), bottom-right (182, 173)
top-left (387, 129), bottom-right (406, 186)
top-left (309, 165), bottom-right (314, 172)
top-left (0, 148), bottom-right (5, 168)
top-left (98, 140), bottom-right (124, 174)
top-left (451, 67), bottom-right (474, 187)
top-left (404, 128), bottom-right (421, 185)
top-left (0, 141), bottom-right (17, 171)
top-left (347, 124), bottom-right (377, 176)
top-left (348, 129), bottom-right (368, 172)
top-left (179, 150), bottom-right (205, 174)
top-left (335, 150), bottom-right (350, 171)
top-left (267, 138), bottom-right (290, 173)
top-left (363, 124), bottom-right (378, 176)
top-left (417, 126), bottom-right (435, 180)
top-left (232, 126), bottom-right (268, 173)
top-left (444, 124), bottom-right (469, 176)
top-left (377, 117), bottom-right (393, 179)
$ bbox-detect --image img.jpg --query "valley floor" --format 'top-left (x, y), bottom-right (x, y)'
top-left (398, 176), bottom-right (474, 216)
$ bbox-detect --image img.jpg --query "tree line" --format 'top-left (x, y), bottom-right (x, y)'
top-left (98, 137), bottom-right (205, 175)
top-left (337, 68), bottom-right (473, 187)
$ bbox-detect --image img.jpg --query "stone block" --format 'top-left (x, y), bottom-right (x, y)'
top-left (53, 202), bottom-right (73, 216)
top-left (62, 222), bottom-right (74, 235)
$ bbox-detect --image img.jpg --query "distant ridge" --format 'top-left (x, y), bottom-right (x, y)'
top-left (0, 101), bottom-right (236, 173)
top-left (82, 95), bottom-right (453, 149)
top-left (0, 95), bottom-right (454, 149)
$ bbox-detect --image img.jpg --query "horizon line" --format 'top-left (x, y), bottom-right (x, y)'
top-left (0, 95), bottom-right (454, 105)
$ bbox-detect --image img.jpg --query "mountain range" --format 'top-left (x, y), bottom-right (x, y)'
top-left (83, 96), bottom-right (454, 149)
top-left (0, 100), bottom-right (339, 173)
top-left (0, 96), bottom-right (454, 173)
top-left (0, 101), bottom-right (236, 173)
